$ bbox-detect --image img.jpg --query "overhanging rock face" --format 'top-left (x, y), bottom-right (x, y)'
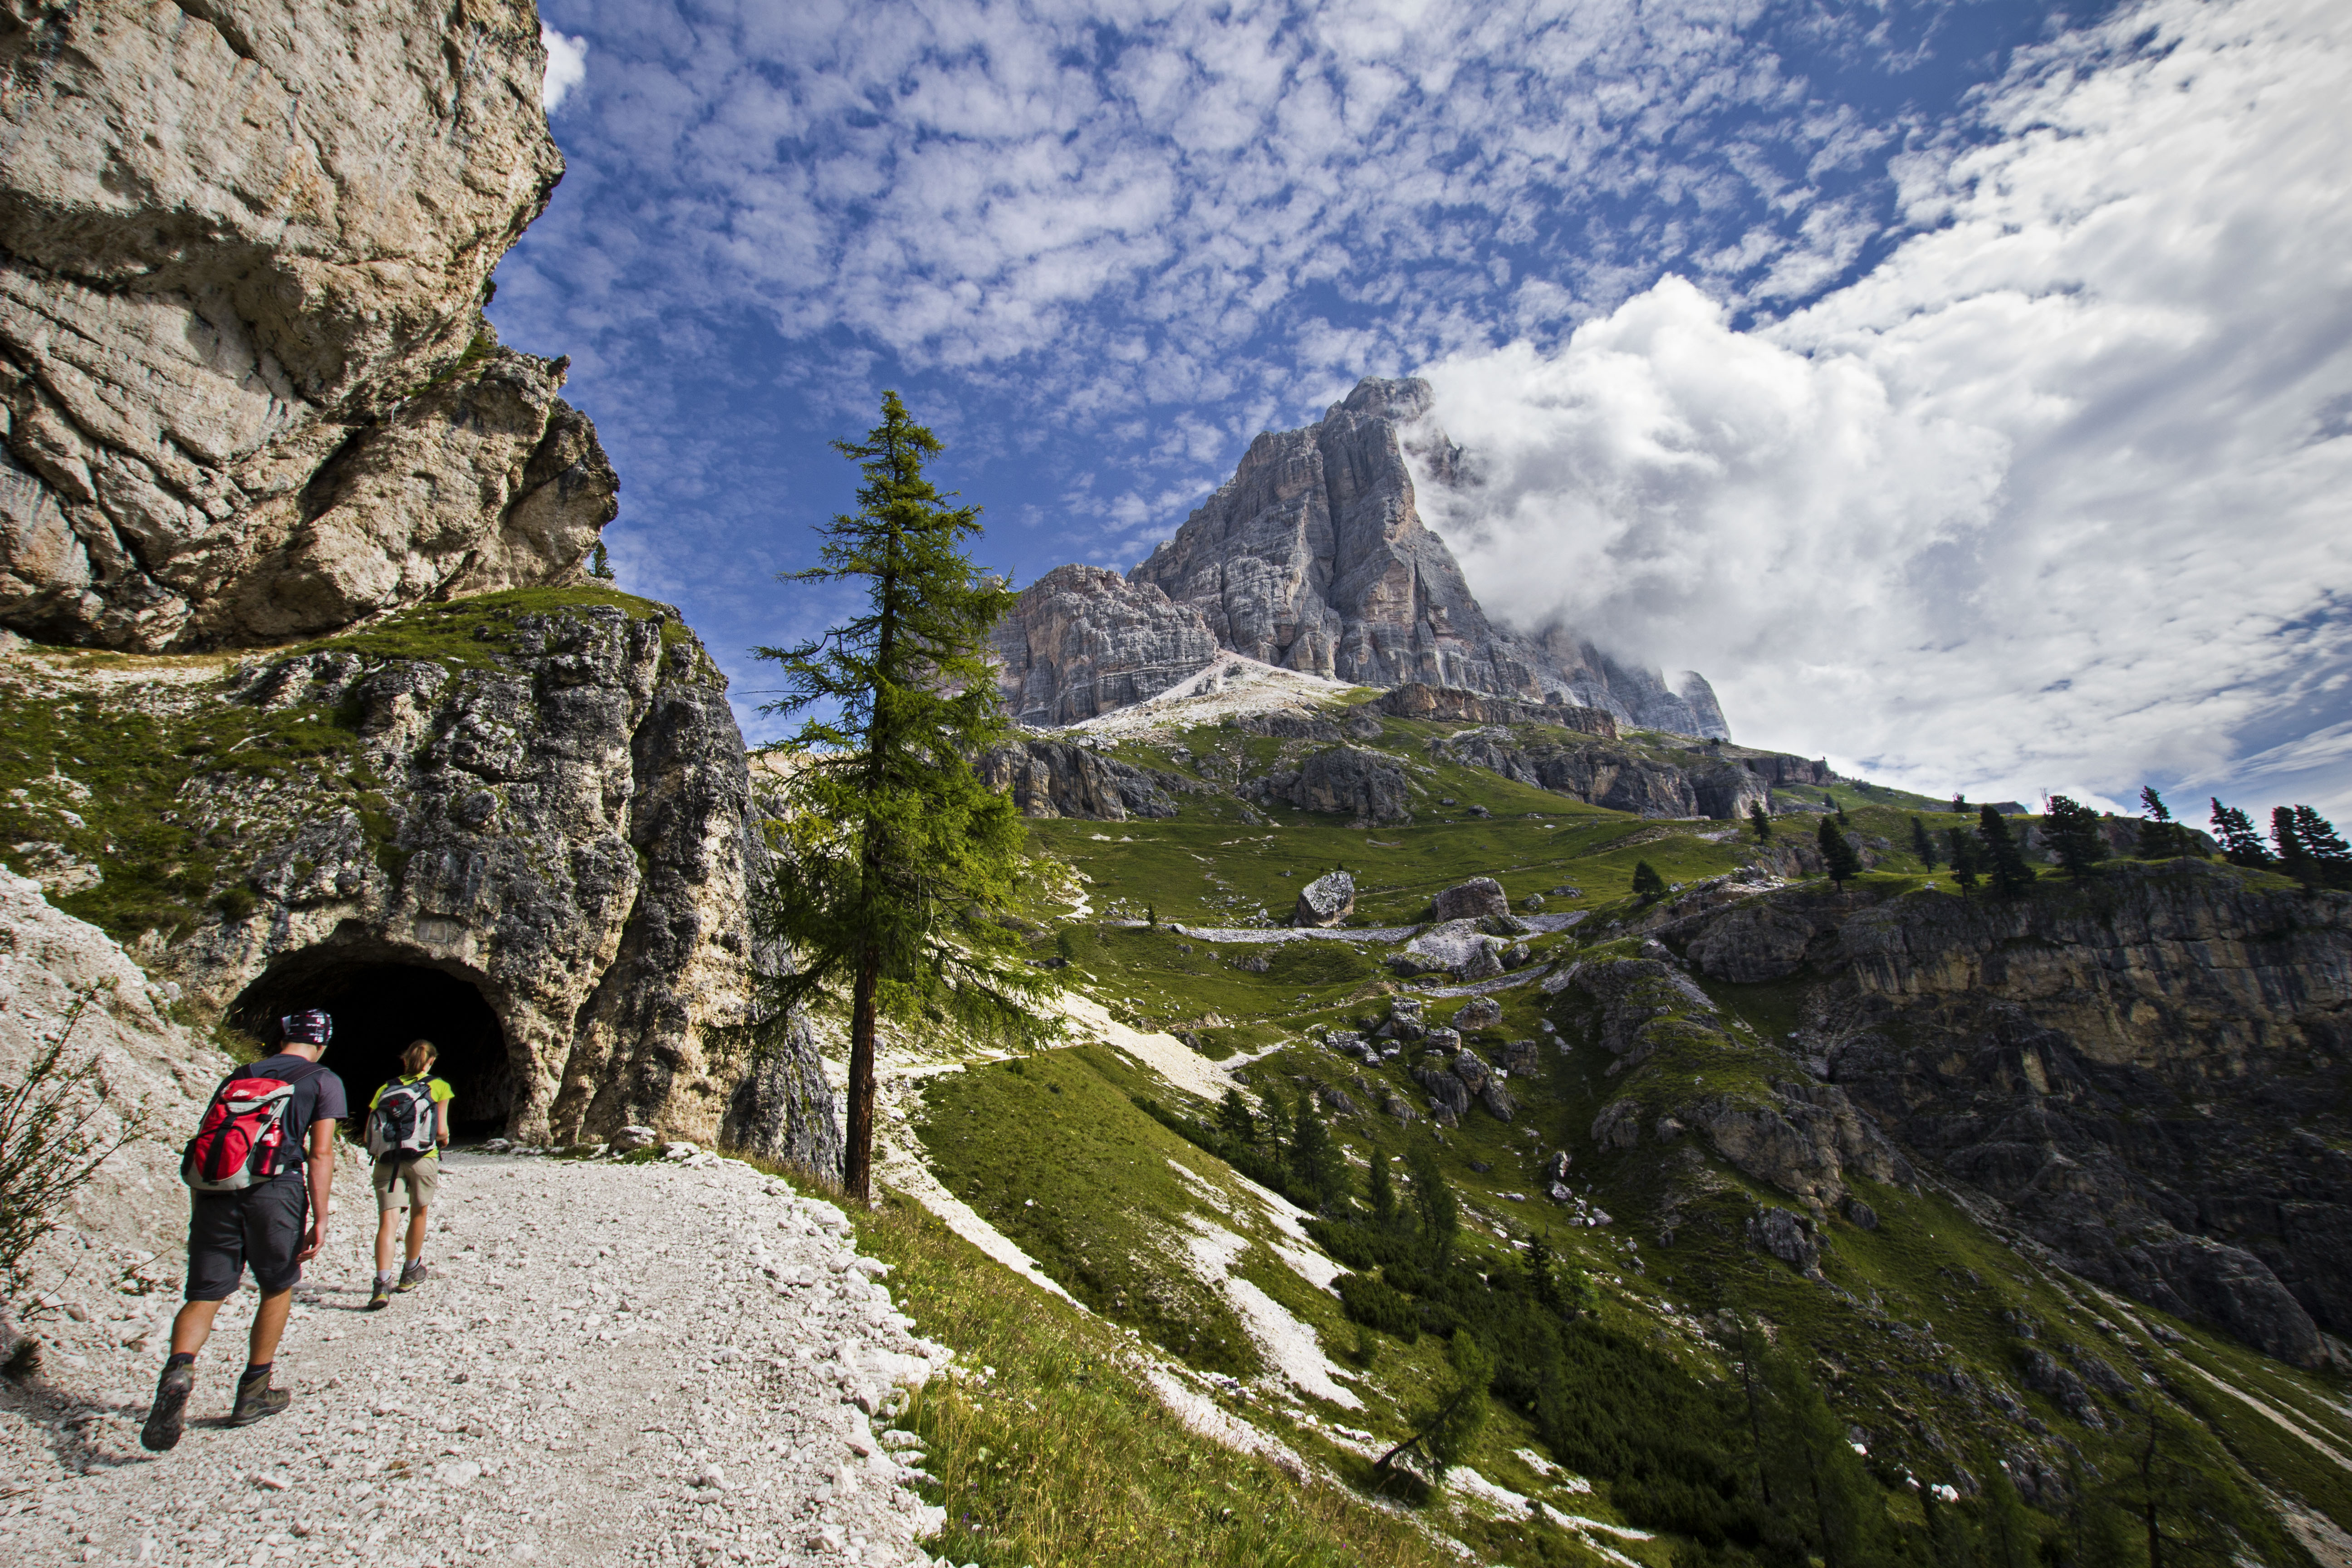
top-left (0, 2), bottom-right (615, 649)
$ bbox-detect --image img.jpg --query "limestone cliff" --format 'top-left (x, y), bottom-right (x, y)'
top-left (1000, 378), bottom-right (1730, 737)
top-left (0, 591), bottom-right (836, 1154)
top-left (1647, 863), bottom-right (2352, 1367)
top-left (992, 564), bottom-right (1219, 726)
top-left (0, 1), bottom-right (615, 650)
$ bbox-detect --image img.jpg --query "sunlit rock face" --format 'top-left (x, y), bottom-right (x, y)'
top-left (0, 1), bottom-right (615, 650)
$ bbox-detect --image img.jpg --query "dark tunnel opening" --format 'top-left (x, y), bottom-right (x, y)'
top-left (229, 950), bottom-right (518, 1142)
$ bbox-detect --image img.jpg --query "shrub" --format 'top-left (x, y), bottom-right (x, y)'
top-left (0, 986), bottom-right (152, 1305)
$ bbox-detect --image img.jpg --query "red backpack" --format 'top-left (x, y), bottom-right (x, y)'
top-left (182, 1063), bottom-right (322, 1193)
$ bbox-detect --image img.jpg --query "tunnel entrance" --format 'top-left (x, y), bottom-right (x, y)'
top-left (230, 949), bottom-right (518, 1142)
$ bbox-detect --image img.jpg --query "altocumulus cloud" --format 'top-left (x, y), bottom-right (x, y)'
top-left (1418, 0), bottom-right (2352, 818)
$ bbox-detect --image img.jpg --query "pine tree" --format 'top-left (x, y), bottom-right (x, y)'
top-left (1288, 1093), bottom-right (1348, 1210)
top-left (587, 539), bottom-right (616, 580)
top-left (2137, 785), bottom-right (2184, 860)
top-left (750, 392), bottom-right (1049, 1203)
top-left (1952, 793), bottom-right (1969, 817)
top-left (1215, 1087), bottom-right (1257, 1147)
top-left (2209, 799), bottom-right (2272, 866)
top-left (1630, 860), bottom-right (1667, 900)
top-left (1948, 827), bottom-right (1981, 897)
top-left (1980, 805), bottom-right (2038, 896)
top-left (1980, 1469), bottom-right (2039, 1568)
top-left (1406, 1142), bottom-right (1458, 1263)
top-left (1367, 1151), bottom-right (1399, 1230)
top-left (1374, 1331), bottom-right (1492, 1489)
top-left (1911, 816), bottom-right (1939, 870)
top-left (1763, 1351), bottom-right (1884, 1568)
top-left (2042, 795), bottom-right (2107, 882)
top-left (1817, 814), bottom-right (1862, 884)
top-left (2291, 805), bottom-right (2352, 888)
top-left (2274, 806), bottom-right (2316, 887)
top-left (1749, 801), bottom-right (1774, 843)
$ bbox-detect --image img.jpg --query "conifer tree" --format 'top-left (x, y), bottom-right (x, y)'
top-left (1763, 1351), bottom-right (1883, 1568)
top-left (1948, 827), bottom-right (1981, 897)
top-left (1979, 1470), bottom-right (2039, 1568)
top-left (750, 392), bottom-right (1048, 1203)
top-left (2292, 805), bottom-right (2352, 888)
top-left (1374, 1331), bottom-right (1493, 1489)
top-left (1630, 860), bottom-right (1667, 901)
top-left (2274, 806), bottom-right (2318, 887)
top-left (1406, 1142), bottom-right (1458, 1263)
top-left (1980, 805), bottom-right (2038, 896)
top-left (2136, 786), bottom-right (2185, 859)
top-left (1288, 1092), bottom-right (1348, 1210)
top-left (2042, 795), bottom-right (2107, 882)
top-left (1817, 814), bottom-right (1862, 884)
top-left (1952, 793), bottom-right (1969, 817)
top-left (1749, 801), bottom-right (1774, 843)
top-left (1367, 1150), bottom-right (1399, 1230)
top-left (1911, 816), bottom-right (1939, 870)
top-left (2208, 799), bottom-right (2272, 866)
top-left (588, 539), bottom-right (616, 580)
top-left (1215, 1087), bottom-right (1257, 1147)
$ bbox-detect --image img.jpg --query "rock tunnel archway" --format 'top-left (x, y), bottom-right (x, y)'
top-left (229, 945), bottom-right (518, 1142)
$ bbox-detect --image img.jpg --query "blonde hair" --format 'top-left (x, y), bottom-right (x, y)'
top-left (400, 1039), bottom-right (439, 1076)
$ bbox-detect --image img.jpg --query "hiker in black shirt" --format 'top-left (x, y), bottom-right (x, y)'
top-left (141, 1009), bottom-right (347, 1451)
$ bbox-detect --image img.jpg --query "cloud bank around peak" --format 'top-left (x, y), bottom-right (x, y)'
top-left (1416, 0), bottom-right (2352, 818)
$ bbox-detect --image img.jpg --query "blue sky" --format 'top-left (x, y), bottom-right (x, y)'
top-left (493, 0), bottom-right (2352, 824)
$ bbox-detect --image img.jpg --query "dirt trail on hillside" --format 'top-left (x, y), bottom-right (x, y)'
top-left (0, 1154), bottom-right (954, 1568)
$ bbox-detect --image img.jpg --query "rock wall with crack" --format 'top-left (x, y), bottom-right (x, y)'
top-left (1650, 862), bottom-right (2352, 1368)
top-left (0, 1), bottom-right (616, 650)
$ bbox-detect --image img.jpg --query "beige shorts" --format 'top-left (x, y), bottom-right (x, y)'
top-left (371, 1155), bottom-right (441, 1213)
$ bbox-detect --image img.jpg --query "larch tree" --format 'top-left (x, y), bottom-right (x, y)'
top-left (2291, 805), bottom-right (2352, 888)
top-left (1749, 800), bottom-right (1774, 843)
top-left (1910, 815), bottom-right (1939, 869)
top-left (750, 391), bottom-right (1052, 1204)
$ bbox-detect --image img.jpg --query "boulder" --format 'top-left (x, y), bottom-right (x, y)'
top-left (1592, 1100), bottom-right (1642, 1151)
top-left (1451, 998), bottom-right (1502, 1032)
top-left (1479, 1080), bottom-right (1517, 1122)
top-left (1295, 870), bottom-right (1356, 927)
top-left (0, 1), bottom-right (615, 650)
top-left (1432, 877), bottom-right (1509, 922)
top-left (1399, 919), bottom-right (1499, 978)
top-left (1415, 1067), bottom-right (1471, 1120)
top-left (1497, 1039), bottom-right (1540, 1075)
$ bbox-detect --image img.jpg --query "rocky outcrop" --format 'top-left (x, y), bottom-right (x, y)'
top-left (0, 591), bottom-right (833, 1152)
top-left (1428, 728), bottom-right (1774, 821)
top-left (0, 3), bottom-right (614, 650)
top-left (720, 1009), bottom-right (844, 1178)
top-left (976, 739), bottom-right (1185, 821)
top-left (1241, 745), bottom-right (1411, 825)
top-left (991, 565), bottom-right (1219, 725)
top-left (1375, 682), bottom-right (1616, 737)
top-left (1666, 862), bottom-right (2352, 1367)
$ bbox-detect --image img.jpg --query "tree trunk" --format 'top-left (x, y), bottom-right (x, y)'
top-left (843, 946), bottom-right (881, 1205)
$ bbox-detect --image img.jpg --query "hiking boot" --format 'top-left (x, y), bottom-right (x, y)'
top-left (140, 1363), bottom-right (194, 1452)
top-left (365, 1281), bottom-right (392, 1312)
top-left (228, 1368), bottom-right (290, 1427)
top-left (395, 1259), bottom-right (428, 1293)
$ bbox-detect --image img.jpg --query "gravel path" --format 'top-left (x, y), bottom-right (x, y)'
top-left (0, 1152), bottom-right (955, 1568)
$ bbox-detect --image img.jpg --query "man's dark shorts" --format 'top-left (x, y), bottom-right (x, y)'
top-left (185, 1181), bottom-right (309, 1300)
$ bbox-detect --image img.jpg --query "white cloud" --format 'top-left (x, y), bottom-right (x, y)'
top-left (1417, 0), bottom-right (2352, 816)
top-left (541, 24), bottom-right (588, 113)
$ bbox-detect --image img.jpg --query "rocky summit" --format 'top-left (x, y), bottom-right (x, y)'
top-left (997, 377), bottom-right (1731, 737)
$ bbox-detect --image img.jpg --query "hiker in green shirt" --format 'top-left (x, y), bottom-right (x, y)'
top-left (364, 1039), bottom-right (454, 1312)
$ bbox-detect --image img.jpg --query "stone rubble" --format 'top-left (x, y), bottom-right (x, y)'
top-left (0, 1154), bottom-right (959, 1568)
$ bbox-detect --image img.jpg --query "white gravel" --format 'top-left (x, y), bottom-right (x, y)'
top-left (0, 1153), bottom-right (957, 1568)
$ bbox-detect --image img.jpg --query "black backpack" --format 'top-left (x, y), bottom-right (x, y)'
top-left (367, 1078), bottom-right (438, 1162)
